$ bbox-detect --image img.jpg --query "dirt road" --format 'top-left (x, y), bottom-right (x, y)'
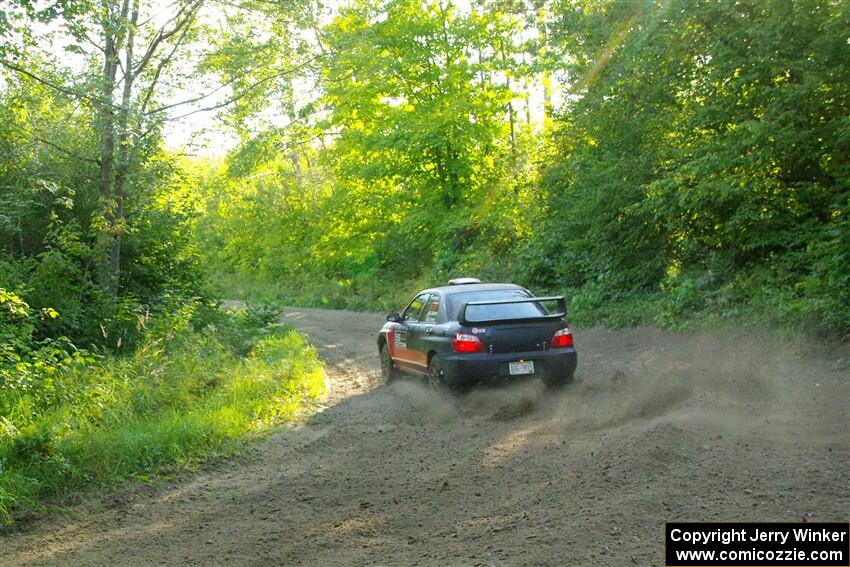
top-left (3, 308), bottom-right (849, 566)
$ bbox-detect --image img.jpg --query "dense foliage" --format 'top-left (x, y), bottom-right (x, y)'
top-left (0, 0), bottom-right (323, 524)
top-left (530, 0), bottom-right (850, 332)
top-left (0, 304), bottom-right (325, 525)
top-left (201, 0), bottom-right (548, 310)
top-left (203, 0), bottom-right (849, 335)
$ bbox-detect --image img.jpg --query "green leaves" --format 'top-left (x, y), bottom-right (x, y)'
top-left (526, 0), bottom-right (850, 332)
top-left (316, 0), bottom-right (529, 279)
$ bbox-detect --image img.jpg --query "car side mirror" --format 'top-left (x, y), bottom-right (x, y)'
top-left (387, 312), bottom-right (402, 323)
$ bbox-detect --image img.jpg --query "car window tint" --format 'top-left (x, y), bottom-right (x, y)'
top-left (449, 289), bottom-right (545, 321)
top-left (403, 294), bottom-right (428, 322)
top-left (422, 294), bottom-right (440, 323)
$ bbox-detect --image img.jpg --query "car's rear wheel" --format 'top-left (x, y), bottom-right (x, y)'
top-left (380, 344), bottom-right (399, 384)
top-left (543, 372), bottom-right (574, 389)
top-left (427, 355), bottom-right (449, 393)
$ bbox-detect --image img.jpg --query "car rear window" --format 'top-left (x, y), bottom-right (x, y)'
top-left (449, 289), bottom-right (547, 322)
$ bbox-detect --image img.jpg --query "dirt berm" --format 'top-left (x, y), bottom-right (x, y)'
top-left (3, 307), bottom-right (848, 566)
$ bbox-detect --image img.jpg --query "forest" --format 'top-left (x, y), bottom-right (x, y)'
top-left (1, 0), bottom-right (848, 524)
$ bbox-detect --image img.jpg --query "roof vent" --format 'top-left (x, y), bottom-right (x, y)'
top-left (448, 277), bottom-right (481, 286)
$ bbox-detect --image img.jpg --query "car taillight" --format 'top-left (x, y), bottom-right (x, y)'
top-left (451, 333), bottom-right (485, 353)
top-left (550, 327), bottom-right (573, 348)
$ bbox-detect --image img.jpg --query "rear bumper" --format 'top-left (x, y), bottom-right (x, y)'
top-left (440, 347), bottom-right (577, 386)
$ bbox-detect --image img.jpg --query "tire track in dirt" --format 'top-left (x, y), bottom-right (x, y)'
top-left (2, 308), bottom-right (848, 566)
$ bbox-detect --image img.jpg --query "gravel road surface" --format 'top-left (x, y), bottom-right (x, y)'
top-left (3, 307), bottom-right (848, 566)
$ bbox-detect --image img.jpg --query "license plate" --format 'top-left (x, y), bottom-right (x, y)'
top-left (508, 360), bottom-right (534, 375)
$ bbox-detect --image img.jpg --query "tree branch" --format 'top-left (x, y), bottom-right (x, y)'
top-left (138, 19), bottom-right (208, 115)
top-left (144, 70), bottom-right (259, 115)
top-left (33, 136), bottom-right (101, 166)
top-left (0, 59), bottom-right (121, 109)
top-left (133, 0), bottom-right (203, 80)
top-left (144, 54), bottom-right (320, 117)
top-left (136, 0), bottom-right (182, 27)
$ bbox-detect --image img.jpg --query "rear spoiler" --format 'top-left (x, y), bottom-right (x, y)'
top-left (459, 296), bottom-right (567, 325)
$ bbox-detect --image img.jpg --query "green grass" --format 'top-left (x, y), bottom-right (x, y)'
top-left (0, 321), bottom-right (325, 526)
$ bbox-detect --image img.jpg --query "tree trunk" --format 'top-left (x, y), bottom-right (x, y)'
top-left (537, 6), bottom-right (552, 123)
top-left (500, 42), bottom-right (516, 164)
top-left (284, 72), bottom-right (301, 178)
top-left (98, 1), bottom-right (120, 295)
top-left (111, 0), bottom-right (140, 288)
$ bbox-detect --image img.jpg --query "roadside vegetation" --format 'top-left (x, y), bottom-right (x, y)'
top-left (0, 294), bottom-right (325, 525)
top-left (196, 0), bottom-right (849, 337)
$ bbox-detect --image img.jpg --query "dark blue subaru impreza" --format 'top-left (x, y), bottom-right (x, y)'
top-left (378, 278), bottom-right (577, 391)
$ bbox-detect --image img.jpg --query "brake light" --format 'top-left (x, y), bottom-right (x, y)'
top-left (451, 333), bottom-right (485, 353)
top-left (550, 328), bottom-right (573, 348)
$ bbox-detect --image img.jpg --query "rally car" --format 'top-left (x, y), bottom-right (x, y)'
top-left (377, 279), bottom-right (577, 391)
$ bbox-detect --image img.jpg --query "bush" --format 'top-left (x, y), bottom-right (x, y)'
top-left (0, 304), bottom-right (325, 525)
